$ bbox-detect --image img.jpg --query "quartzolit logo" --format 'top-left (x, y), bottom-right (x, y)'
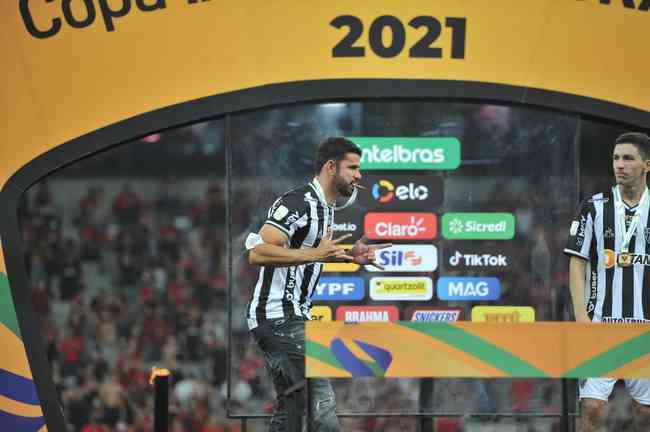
top-left (348, 137), bottom-right (461, 170)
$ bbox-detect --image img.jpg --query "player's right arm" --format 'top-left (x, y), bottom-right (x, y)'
top-left (248, 225), bottom-right (352, 266)
top-left (569, 256), bottom-right (590, 323)
top-left (564, 198), bottom-right (595, 323)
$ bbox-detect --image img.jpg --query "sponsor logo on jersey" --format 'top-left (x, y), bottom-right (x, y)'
top-left (603, 249), bottom-right (650, 269)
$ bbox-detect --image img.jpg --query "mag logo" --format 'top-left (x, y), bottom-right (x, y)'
top-left (442, 213), bottom-right (515, 240)
top-left (365, 244), bottom-right (438, 272)
top-left (406, 307), bottom-right (463, 322)
top-left (369, 277), bottom-right (433, 301)
top-left (364, 213), bottom-right (437, 240)
top-left (358, 174), bottom-right (443, 209)
top-left (336, 306), bottom-right (399, 322)
top-left (349, 137), bottom-right (461, 170)
top-left (437, 277), bottom-right (501, 301)
top-left (312, 277), bottom-right (365, 301)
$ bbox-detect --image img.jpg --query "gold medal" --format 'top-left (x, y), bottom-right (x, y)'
top-left (617, 252), bottom-right (633, 267)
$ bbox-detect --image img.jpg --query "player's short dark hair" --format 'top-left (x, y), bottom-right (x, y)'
top-left (615, 132), bottom-right (650, 160)
top-left (314, 137), bottom-right (362, 174)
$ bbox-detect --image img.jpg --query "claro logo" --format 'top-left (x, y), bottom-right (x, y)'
top-left (364, 213), bottom-right (437, 240)
top-left (20, 0), bottom-right (168, 39)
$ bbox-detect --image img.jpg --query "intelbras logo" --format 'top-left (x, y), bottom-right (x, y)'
top-left (348, 137), bottom-right (460, 170)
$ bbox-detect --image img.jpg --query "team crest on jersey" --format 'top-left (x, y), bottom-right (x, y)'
top-left (604, 227), bottom-right (614, 239)
top-left (273, 205), bottom-right (289, 221)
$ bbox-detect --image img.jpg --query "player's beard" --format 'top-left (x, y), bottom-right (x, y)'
top-left (333, 171), bottom-right (354, 197)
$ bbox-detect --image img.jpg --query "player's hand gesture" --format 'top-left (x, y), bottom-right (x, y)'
top-left (349, 235), bottom-right (392, 269)
top-left (313, 230), bottom-right (354, 262)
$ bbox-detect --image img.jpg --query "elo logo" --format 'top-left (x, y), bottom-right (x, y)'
top-left (437, 277), bottom-right (500, 301)
top-left (364, 213), bottom-right (437, 240)
top-left (372, 180), bottom-right (429, 203)
top-left (312, 277), bottom-right (364, 301)
top-left (366, 244), bottom-right (437, 272)
top-left (358, 174), bottom-right (443, 209)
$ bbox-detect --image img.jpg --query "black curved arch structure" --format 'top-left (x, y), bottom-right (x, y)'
top-left (2, 78), bottom-right (649, 431)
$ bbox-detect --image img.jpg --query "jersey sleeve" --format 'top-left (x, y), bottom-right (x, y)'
top-left (564, 198), bottom-right (594, 260)
top-left (263, 193), bottom-right (309, 239)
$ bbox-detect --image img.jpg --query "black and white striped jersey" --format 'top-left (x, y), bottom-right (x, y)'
top-left (564, 187), bottom-right (650, 323)
top-left (246, 179), bottom-right (334, 329)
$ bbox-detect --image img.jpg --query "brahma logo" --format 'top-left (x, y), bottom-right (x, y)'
top-left (336, 306), bottom-right (399, 322)
top-left (364, 213), bottom-right (437, 240)
top-left (369, 277), bottom-right (433, 301)
top-left (312, 277), bottom-right (364, 301)
top-left (366, 245), bottom-right (438, 272)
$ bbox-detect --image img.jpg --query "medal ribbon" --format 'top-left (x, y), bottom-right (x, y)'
top-left (613, 185), bottom-right (649, 253)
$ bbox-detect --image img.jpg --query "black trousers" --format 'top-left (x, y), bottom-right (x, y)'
top-left (251, 317), bottom-right (340, 432)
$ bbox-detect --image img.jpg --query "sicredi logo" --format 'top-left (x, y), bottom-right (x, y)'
top-left (442, 213), bottom-right (515, 240)
top-left (369, 277), bottom-right (433, 301)
top-left (437, 277), bottom-right (501, 301)
top-left (358, 174), bottom-right (444, 209)
top-left (471, 306), bottom-right (535, 323)
top-left (364, 213), bottom-right (437, 240)
top-left (312, 277), bottom-right (365, 301)
top-left (365, 244), bottom-right (438, 272)
top-left (336, 306), bottom-right (399, 322)
top-left (310, 306), bottom-right (332, 322)
top-left (407, 307), bottom-right (463, 322)
top-left (349, 137), bottom-right (461, 170)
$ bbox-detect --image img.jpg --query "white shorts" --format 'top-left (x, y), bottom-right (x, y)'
top-left (579, 378), bottom-right (650, 405)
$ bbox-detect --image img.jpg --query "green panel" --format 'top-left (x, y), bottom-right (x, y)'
top-left (564, 331), bottom-right (650, 377)
top-left (0, 273), bottom-right (21, 339)
top-left (349, 137), bottom-right (461, 170)
top-left (400, 322), bottom-right (547, 377)
top-left (442, 213), bottom-right (515, 240)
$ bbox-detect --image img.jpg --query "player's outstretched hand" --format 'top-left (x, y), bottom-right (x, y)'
top-left (349, 235), bottom-right (392, 269)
